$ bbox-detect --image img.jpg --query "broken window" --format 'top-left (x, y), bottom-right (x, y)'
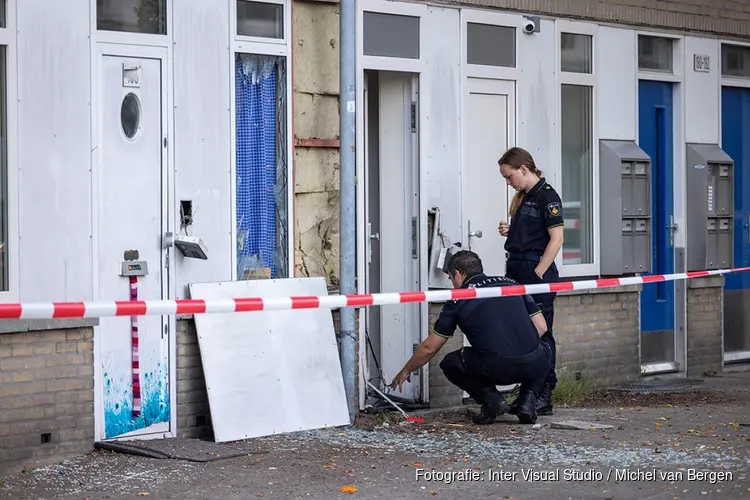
top-left (234, 53), bottom-right (289, 279)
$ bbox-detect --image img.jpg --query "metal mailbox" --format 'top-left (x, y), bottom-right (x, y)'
top-left (599, 139), bottom-right (653, 275)
top-left (686, 143), bottom-right (735, 271)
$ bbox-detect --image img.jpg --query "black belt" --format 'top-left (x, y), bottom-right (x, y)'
top-left (500, 343), bottom-right (546, 366)
top-left (506, 251), bottom-right (543, 263)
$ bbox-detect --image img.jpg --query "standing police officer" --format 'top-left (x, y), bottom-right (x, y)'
top-left (496, 147), bottom-right (564, 416)
top-left (389, 250), bottom-right (551, 425)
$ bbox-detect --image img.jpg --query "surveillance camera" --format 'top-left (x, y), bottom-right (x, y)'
top-left (523, 19), bottom-right (536, 34)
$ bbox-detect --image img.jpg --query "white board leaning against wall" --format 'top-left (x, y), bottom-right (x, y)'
top-left (188, 277), bottom-right (350, 442)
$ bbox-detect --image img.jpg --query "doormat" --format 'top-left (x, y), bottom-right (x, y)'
top-left (94, 437), bottom-right (259, 462)
top-left (610, 378), bottom-right (705, 394)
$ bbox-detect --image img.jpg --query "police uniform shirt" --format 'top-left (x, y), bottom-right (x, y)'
top-left (505, 177), bottom-right (564, 255)
top-left (433, 274), bottom-right (543, 358)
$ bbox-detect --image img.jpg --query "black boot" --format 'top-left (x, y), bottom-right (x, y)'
top-left (515, 390), bottom-right (538, 424)
top-left (472, 397), bottom-right (510, 425)
top-left (536, 384), bottom-right (553, 416)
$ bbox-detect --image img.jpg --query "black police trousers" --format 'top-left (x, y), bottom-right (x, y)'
top-left (439, 344), bottom-right (551, 406)
top-left (506, 257), bottom-right (559, 389)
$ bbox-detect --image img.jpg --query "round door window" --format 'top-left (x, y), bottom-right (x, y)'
top-left (120, 93), bottom-right (141, 139)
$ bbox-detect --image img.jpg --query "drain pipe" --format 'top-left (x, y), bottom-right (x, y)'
top-left (339, 0), bottom-right (357, 422)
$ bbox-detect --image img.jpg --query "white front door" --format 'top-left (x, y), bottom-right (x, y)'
top-left (364, 71), bottom-right (422, 401)
top-left (461, 78), bottom-right (517, 394)
top-left (97, 53), bottom-right (170, 440)
top-left (462, 78), bottom-right (516, 275)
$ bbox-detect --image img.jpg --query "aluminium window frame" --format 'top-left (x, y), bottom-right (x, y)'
top-left (555, 19), bottom-right (599, 278)
top-left (232, 0), bottom-right (288, 46)
top-left (229, 0), bottom-right (295, 281)
top-left (719, 39), bottom-right (750, 87)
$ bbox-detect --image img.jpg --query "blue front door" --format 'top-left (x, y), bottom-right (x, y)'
top-left (721, 86), bottom-right (750, 291)
top-left (638, 80), bottom-right (675, 335)
top-left (721, 86), bottom-right (750, 356)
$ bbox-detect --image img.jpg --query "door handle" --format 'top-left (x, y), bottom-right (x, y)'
top-left (366, 223), bottom-right (378, 264)
top-left (367, 221), bottom-right (379, 241)
top-left (163, 231), bottom-right (173, 269)
top-left (467, 220), bottom-right (482, 250)
top-left (668, 215), bottom-right (678, 247)
top-left (367, 223), bottom-right (375, 239)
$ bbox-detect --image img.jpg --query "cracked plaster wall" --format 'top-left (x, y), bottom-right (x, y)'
top-left (293, 1), bottom-right (342, 289)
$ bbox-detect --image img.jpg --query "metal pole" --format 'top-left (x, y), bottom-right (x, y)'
top-left (339, 0), bottom-right (357, 422)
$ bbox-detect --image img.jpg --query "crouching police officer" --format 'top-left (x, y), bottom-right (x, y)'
top-left (389, 250), bottom-right (552, 425)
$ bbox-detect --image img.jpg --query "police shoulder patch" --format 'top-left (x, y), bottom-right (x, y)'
top-left (546, 202), bottom-right (561, 217)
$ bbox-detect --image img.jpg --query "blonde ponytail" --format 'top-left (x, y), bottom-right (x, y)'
top-left (509, 190), bottom-right (525, 218)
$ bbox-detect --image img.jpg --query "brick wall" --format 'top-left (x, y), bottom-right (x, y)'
top-left (175, 319), bottom-right (212, 440)
top-left (555, 286), bottom-right (642, 386)
top-left (427, 302), bottom-right (464, 408)
top-left (686, 276), bottom-right (724, 378)
top-left (0, 327), bottom-right (94, 478)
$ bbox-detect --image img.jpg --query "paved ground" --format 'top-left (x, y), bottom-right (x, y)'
top-left (2, 372), bottom-right (750, 499)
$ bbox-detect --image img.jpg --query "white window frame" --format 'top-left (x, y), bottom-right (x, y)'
top-left (460, 10), bottom-right (521, 81)
top-left (92, 0), bottom-right (170, 47)
top-left (229, 0), bottom-right (294, 280)
top-left (357, 0), bottom-right (426, 73)
top-left (635, 31), bottom-right (683, 83)
top-left (719, 39), bottom-right (750, 89)
top-left (232, 0), bottom-right (287, 46)
top-left (555, 19), bottom-right (599, 278)
top-left (0, 1), bottom-right (18, 302)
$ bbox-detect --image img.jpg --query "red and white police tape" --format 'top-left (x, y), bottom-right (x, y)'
top-left (2, 267), bottom-right (749, 320)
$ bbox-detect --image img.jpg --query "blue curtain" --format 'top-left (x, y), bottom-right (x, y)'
top-left (235, 54), bottom-right (278, 279)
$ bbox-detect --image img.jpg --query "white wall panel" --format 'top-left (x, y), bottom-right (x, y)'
top-left (517, 18), bottom-right (556, 185)
top-left (17, 0), bottom-right (93, 302)
top-left (597, 26), bottom-right (636, 141)
top-left (423, 6), bottom-right (461, 254)
top-left (173, 0), bottom-right (233, 298)
top-left (684, 36), bottom-right (719, 144)
top-left (423, 6), bottom-right (460, 290)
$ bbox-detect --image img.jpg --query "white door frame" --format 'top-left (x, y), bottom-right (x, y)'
top-left (91, 42), bottom-right (177, 441)
top-left (362, 73), bottom-right (378, 390)
top-left (459, 9), bottom-right (522, 248)
top-left (362, 70), bottom-right (424, 402)
top-left (355, 0), bottom-right (429, 409)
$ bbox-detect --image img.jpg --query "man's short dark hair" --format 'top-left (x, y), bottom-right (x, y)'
top-left (446, 250), bottom-right (483, 277)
